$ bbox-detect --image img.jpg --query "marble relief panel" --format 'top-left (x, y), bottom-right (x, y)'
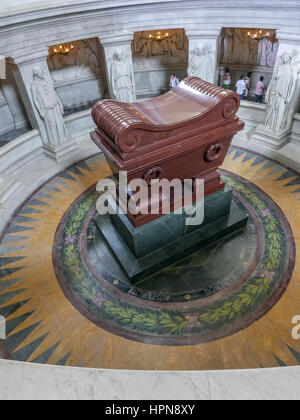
top-left (133, 29), bottom-right (188, 68)
top-left (133, 29), bottom-right (188, 97)
top-left (221, 28), bottom-right (279, 68)
top-left (47, 38), bottom-right (106, 109)
top-left (47, 38), bottom-right (102, 82)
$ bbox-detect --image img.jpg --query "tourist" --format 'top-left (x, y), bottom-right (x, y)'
top-left (244, 72), bottom-right (252, 98)
top-left (170, 73), bottom-right (180, 89)
top-left (235, 75), bottom-right (246, 100)
top-left (222, 68), bottom-right (231, 90)
top-left (255, 76), bottom-right (265, 103)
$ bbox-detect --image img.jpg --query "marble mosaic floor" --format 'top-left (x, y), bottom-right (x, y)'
top-left (0, 146), bottom-right (299, 370)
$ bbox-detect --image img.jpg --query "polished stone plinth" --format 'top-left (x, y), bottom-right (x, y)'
top-left (111, 186), bottom-right (234, 258)
top-left (94, 186), bottom-right (249, 283)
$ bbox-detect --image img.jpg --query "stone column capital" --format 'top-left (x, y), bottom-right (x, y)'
top-left (7, 49), bottom-right (49, 68)
top-left (276, 31), bottom-right (300, 44)
top-left (185, 28), bottom-right (221, 40)
top-left (98, 33), bottom-right (134, 47)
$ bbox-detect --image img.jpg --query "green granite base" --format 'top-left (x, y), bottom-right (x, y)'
top-left (94, 199), bottom-right (249, 283)
top-left (110, 185), bottom-right (234, 259)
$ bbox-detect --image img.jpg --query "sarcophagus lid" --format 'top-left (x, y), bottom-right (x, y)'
top-left (91, 77), bottom-right (244, 167)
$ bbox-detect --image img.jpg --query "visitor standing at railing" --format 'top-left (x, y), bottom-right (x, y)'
top-left (255, 76), bottom-right (265, 103)
top-left (222, 68), bottom-right (231, 90)
top-left (235, 75), bottom-right (247, 100)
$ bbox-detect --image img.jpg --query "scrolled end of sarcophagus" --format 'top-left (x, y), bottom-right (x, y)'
top-left (91, 99), bottom-right (145, 153)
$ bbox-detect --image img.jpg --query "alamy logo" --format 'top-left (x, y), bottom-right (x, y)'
top-left (0, 315), bottom-right (6, 339)
top-left (96, 172), bottom-right (205, 226)
top-left (0, 55), bottom-right (6, 79)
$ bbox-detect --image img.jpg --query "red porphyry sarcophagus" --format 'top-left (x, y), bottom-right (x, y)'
top-left (91, 77), bottom-right (244, 227)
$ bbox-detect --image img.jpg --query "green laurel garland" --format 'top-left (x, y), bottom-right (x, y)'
top-left (102, 301), bottom-right (189, 334)
top-left (60, 193), bottom-right (190, 336)
top-left (199, 277), bottom-right (270, 325)
top-left (198, 175), bottom-right (285, 327)
top-left (60, 194), bottom-right (99, 303)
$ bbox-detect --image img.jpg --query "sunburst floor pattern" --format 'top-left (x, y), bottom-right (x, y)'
top-left (0, 146), bottom-right (299, 370)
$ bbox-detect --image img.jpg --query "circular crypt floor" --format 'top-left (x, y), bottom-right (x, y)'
top-left (0, 146), bottom-right (299, 370)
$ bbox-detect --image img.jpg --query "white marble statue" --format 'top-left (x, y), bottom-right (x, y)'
top-left (31, 67), bottom-right (69, 146)
top-left (188, 44), bottom-right (215, 83)
top-left (110, 51), bottom-right (135, 102)
top-left (292, 54), bottom-right (300, 80)
top-left (265, 52), bottom-right (298, 133)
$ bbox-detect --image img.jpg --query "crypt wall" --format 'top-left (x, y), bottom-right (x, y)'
top-left (0, 37), bottom-right (107, 138)
top-left (0, 0), bottom-right (300, 219)
top-left (0, 27), bottom-right (285, 137)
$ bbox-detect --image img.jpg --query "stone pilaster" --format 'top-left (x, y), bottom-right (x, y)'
top-left (1, 62), bottom-right (29, 131)
top-left (10, 50), bottom-right (78, 162)
top-left (185, 29), bottom-right (220, 85)
top-left (99, 34), bottom-right (136, 102)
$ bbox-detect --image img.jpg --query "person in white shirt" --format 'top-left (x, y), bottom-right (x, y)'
top-left (169, 73), bottom-right (180, 89)
top-left (235, 75), bottom-right (246, 100)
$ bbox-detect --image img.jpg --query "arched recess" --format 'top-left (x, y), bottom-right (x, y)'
top-left (218, 28), bottom-right (279, 100)
top-left (47, 37), bottom-right (108, 114)
top-left (132, 29), bottom-right (188, 99)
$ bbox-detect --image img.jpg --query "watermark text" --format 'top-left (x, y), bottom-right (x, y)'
top-left (96, 172), bottom-right (205, 226)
